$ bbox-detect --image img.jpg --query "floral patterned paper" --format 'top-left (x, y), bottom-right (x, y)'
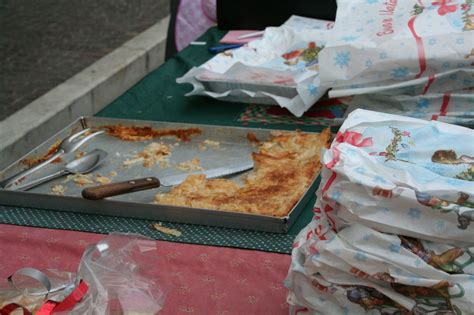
top-left (286, 109), bottom-right (474, 314)
top-left (319, 0), bottom-right (474, 96)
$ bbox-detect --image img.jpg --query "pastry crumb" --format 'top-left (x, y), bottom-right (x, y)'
top-left (65, 174), bottom-right (94, 186)
top-left (151, 222), bottom-right (182, 237)
top-left (75, 151), bottom-right (86, 159)
top-left (51, 184), bottom-right (67, 195)
top-left (199, 139), bottom-right (220, 151)
top-left (203, 139), bottom-right (220, 148)
top-left (123, 142), bottom-right (172, 168)
top-left (176, 158), bottom-right (203, 171)
top-left (123, 157), bottom-right (145, 167)
top-left (95, 174), bottom-right (111, 185)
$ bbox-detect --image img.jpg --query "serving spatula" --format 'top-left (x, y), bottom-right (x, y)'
top-left (82, 160), bottom-right (253, 200)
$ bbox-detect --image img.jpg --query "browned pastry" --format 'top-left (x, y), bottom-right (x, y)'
top-left (155, 128), bottom-right (331, 217)
top-left (103, 125), bottom-right (202, 142)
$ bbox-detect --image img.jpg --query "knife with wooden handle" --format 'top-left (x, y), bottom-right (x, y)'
top-left (82, 161), bottom-right (253, 200)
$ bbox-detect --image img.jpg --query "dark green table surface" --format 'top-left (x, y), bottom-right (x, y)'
top-left (0, 27), bottom-right (332, 254)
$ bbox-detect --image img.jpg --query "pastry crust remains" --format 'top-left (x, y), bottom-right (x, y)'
top-left (103, 125), bottom-right (202, 142)
top-left (123, 142), bottom-right (172, 168)
top-left (155, 128), bottom-right (331, 217)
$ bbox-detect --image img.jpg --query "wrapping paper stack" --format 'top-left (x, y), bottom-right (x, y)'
top-left (179, 1), bottom-right (473, 125)
top-left (286, 109), bottom-right (474, 314)
top-left (319, 0), bottom-right (474, 125)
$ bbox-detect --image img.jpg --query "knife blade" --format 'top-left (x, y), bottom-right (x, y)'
top-left (82, 160), bottom-right (253, 200)
top-left (159, 160), bottom-right (253, 186)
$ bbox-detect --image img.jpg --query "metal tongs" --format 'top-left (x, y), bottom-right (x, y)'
top-left (0, 128), bottom-right (104, 190)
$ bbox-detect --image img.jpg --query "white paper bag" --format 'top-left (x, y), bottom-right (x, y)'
top-left (319, 0), bottom-right (474, 97)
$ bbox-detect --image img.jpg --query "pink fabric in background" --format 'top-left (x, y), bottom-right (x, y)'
top-left (0, 224), bottom-right (291, 314)
top-left (175, 0), bottom-right (216, 51)
top-left (219, 30), bottom-right (262, 44)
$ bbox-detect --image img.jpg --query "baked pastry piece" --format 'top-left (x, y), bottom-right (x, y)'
top-left (103, 125), bottom-right (202, 142)
top-left (155, 128), bottom-right (331, 217)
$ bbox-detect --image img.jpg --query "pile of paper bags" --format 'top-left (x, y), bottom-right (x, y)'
top-left (178, 1), bottom-right (473, 124)
top-left (286, 109), bottom-right (474, 314)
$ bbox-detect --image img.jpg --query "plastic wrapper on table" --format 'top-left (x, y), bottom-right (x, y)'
top-left (177, 16), bottom-right (334, 117)
top-left (71, 232), bottom-right (165, 314)
top-left (0, 232), bottom-right (165, 314)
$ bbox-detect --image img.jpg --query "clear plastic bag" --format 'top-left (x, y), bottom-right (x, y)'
top-left (0, 233), bottom-right (165, 314)
top-left (70, 232), bottom-right (165, 314)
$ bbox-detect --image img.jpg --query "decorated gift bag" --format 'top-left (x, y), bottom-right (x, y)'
top-left (316, 0), bottom-right (474, 126)
top-left (286, 109), bottom-right (474, 314)
top-left (177, 16), bottom-right (334, 117)
top-left (287, 218), bottom-right (474, 314)
top-left (318, 109), bottom-right (474, 244)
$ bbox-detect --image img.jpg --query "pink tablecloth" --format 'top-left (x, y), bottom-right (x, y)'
top-left (0, 224), bottom-right (291, 314)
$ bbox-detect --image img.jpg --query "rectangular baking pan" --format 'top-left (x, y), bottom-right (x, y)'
top-left (0, 117), bottom-right (321, 233)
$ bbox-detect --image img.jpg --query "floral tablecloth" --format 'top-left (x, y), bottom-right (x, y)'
top-left (0, 224), bottom-right (291, 314)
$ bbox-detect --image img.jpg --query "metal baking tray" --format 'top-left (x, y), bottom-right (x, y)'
top-left (0, 117), bottom-right (321, 233)
top-left (195, 65), bottom-right (299, 100)
top-left (196, 75), bottom-right (299, 99)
